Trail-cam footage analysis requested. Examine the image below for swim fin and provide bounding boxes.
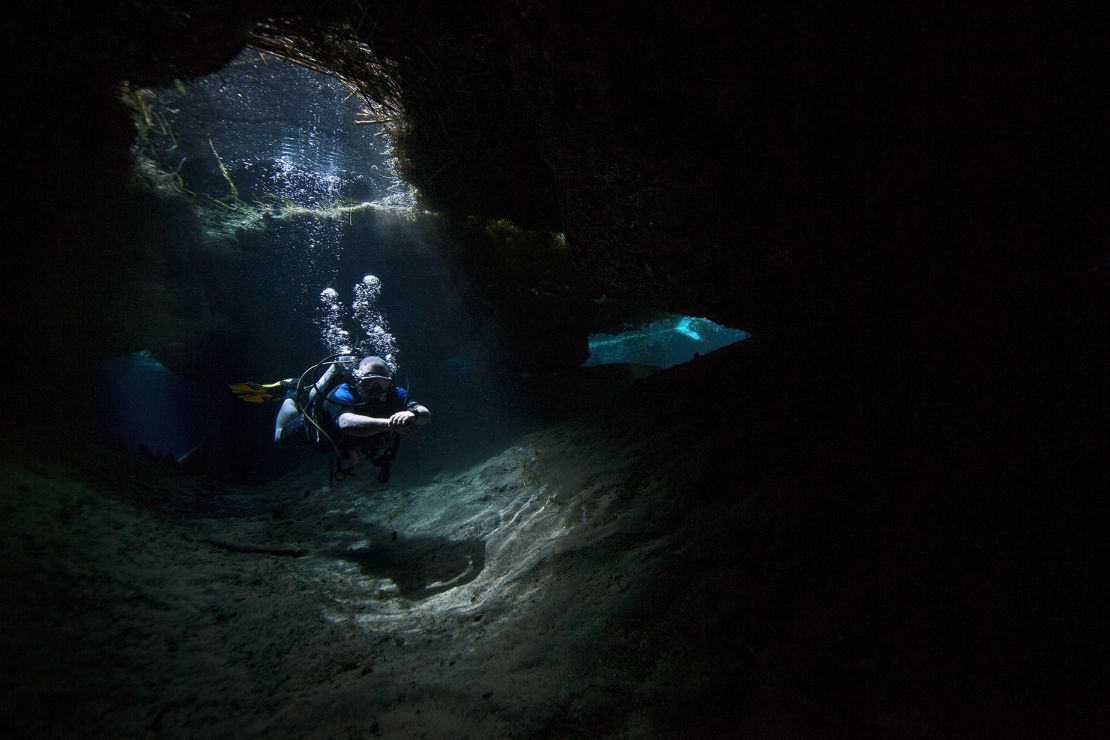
[228,379,296,404]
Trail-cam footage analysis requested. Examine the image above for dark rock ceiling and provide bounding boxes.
[3,1,1106,417]
[7,1,1106,354]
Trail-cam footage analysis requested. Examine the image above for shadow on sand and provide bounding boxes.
[329,524,486,601]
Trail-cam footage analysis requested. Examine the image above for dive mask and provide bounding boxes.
[356,375,393,395]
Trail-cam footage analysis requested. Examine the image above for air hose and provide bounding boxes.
[293,350,362,463]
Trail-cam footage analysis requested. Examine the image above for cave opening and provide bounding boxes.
[100,47,665,482]
[124,47,416,271]
[583,315,750,369]
[103,49,503,481]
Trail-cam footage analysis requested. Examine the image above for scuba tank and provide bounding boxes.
[293,346,365,478]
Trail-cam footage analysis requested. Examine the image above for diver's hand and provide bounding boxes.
[388,411,417,429]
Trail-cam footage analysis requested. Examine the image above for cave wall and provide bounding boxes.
[11,2,1107,361]
[5,3,270,410]
[319,1,1108,340]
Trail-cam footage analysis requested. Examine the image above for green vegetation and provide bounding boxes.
[193,194,411,241]
[121,82,415,243]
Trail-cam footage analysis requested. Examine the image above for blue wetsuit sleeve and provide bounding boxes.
[321,384,358,426]
[396,387,421,413]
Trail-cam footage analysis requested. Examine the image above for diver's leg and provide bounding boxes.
[274,398,300,443]
[275,362,340,444]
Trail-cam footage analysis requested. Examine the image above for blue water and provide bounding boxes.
[583,315,749,368]
[94,351,219,460]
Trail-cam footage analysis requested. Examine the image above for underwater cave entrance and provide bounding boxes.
[583,315,749,369]
[106,43,743,480]
[94,351,218,465]
[124,46,415,263]
[106,48,496,480]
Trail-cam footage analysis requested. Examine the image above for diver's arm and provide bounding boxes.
[335,411,393,437]
[388,404,429,429]
[338,400,429,436]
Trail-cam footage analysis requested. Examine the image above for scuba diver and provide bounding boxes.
[236,350,430,485]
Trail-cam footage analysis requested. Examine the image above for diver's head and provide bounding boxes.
[352,356,393,398]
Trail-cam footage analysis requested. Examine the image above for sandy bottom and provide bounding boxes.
[1,418,698,738]
[4,346,1102,737]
